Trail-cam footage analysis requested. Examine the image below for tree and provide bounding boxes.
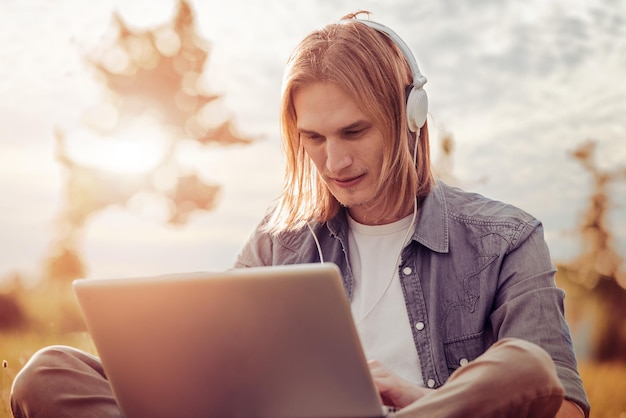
[557,140,626,362]
[44,0,253,282]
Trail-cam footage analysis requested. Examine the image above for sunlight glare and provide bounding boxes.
[67,117,170,175]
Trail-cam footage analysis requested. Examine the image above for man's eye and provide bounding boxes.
[302,133,323,142]
[344,129,365,138]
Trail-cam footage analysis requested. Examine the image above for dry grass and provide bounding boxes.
[579,362,626,418]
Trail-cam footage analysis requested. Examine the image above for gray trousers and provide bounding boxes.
[10,338,565,418]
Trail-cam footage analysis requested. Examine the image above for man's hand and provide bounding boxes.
[367,359,435,408]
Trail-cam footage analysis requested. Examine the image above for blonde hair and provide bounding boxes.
[266,13,434,233]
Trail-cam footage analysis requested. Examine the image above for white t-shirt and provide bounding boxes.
[348,213,424,386]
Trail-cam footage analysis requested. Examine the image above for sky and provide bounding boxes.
[0,0,625,286]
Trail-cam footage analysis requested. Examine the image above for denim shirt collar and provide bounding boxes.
[413,180,449,254]
[326,179,450,254]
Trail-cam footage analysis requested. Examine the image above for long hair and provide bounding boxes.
[265,13,434,233]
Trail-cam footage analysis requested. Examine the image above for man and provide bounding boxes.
[11,12,589,418]
[234,12,589,417]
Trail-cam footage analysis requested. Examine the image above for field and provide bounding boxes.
[1,283,625,418]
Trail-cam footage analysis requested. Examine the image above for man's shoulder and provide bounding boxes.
[426,182,545,254]
[437,181,537,227]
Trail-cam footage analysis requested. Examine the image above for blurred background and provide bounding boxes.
[1,0,625,416]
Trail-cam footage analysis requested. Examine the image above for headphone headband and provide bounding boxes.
[341,18,429,131]
[353,20,427,90]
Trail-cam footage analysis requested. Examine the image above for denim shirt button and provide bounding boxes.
[402,266,412,275]
[427,379,436,388]
[460,358,469,366]
[415,321,425,331]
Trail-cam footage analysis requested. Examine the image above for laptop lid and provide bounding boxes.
[73,263,387,418]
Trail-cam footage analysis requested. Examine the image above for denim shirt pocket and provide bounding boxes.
[443,332,485,374]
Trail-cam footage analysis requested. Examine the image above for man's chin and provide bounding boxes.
[331,191,370,209]
[333,196,357,209]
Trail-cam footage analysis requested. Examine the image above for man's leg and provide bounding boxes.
[10,345,121,418]
[394,338,565,418]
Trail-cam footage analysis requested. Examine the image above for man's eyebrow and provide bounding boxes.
[340,120,371,132]
[297,120,372,136]
[297,127,319,135]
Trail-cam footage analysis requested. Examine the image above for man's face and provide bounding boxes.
[294,82,388,225]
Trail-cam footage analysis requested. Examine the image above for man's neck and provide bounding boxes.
[348,197,416,226]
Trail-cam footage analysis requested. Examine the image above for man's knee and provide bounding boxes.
[487,338,564,393]
[435,338,565,418]
[10,345,82,415]
[477,338,565,416]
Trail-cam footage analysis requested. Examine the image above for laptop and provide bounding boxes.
[73,263,390,418]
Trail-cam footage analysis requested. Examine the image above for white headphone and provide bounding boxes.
[351,19,429,133]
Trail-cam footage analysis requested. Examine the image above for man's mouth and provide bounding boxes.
[331,173,365,188]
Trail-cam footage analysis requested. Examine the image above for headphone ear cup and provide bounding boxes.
[406,86,428,132]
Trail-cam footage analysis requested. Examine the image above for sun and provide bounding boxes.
[97,138,167,175]
[68,118,170,175]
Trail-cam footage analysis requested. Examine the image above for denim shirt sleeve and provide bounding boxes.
[234,215,275,268]
[408,182,589,416]
[487,223,589,414]
[234,213,331,268]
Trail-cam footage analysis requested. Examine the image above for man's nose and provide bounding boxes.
[325,138,352,174]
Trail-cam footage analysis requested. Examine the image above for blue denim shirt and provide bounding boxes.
[235,180,590,415]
